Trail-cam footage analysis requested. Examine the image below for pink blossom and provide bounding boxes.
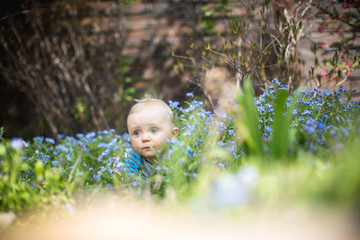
[347,61,353,67]
[345,69,352,76]
[318,26,324,32]
[321,72,328,78]
[336,29,343,36]
[319,43,325,48]
[330,73,338,80]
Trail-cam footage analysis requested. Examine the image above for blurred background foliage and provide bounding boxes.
[0,0,136,138]
[0,0,359,139]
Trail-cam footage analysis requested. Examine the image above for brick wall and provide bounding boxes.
[1,0,358,138]
[89,0,359,97]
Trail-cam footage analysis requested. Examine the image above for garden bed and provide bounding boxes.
[1,80,359,239]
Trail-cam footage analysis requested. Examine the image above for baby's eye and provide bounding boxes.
[151,128,158,133]
[134,131,141,136]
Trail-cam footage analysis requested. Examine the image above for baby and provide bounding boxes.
[124,95,179,178]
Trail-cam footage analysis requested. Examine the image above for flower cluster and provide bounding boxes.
[256,79,359,154]
[1,82,359,212]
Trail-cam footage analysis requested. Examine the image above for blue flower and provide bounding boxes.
[10,138,24,149]
[185,92,194,98]
[301,90,308,95]
[324,90,332,97]
[93,174,101,180]
[303,119,315,134]
[182,131,191,136]
[168,100,180,109]
[218,162,226,169]
[271,79,280,85]
[265,103,274,113]
[317,121,326,130]
[76,133,84,139]
[86,132,96,139]
[192,100,204,108]
[280,84,288,90]
[329,129,337,136]
[264,126,273,133]
[57,134,65,139]
[227,141,237,153]
[97,143,109,148]
[45,138,55,145]
[257,106,265,113]
[34,136,44,142]
[65,136,76,142]
[302,110,312,115]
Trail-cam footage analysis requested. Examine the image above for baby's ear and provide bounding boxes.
[172,127,179,139]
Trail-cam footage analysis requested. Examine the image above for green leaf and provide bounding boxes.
[235,78,264,159]
[204,42,211,50]
[121,66,129,74]
[221,0,228,5]
[270,89,300,161]
[338,62,346,69]
[223,41,228,51]
[323,59,333,66]
[200,21,207,29]
[204,10,213,17]
[35,160,44,181]
[214,6,224,13]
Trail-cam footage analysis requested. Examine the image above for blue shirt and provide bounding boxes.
[124,152,153,178]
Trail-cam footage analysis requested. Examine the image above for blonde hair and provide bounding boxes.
[128,93,175,124]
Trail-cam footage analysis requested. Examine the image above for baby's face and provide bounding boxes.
[127,105,178,164]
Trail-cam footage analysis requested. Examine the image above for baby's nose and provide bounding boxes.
[142,133,150,141]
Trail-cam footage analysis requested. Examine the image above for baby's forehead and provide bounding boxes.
[130,101,173,116]
[129,102,169,115]
[130,102,168,114]
[127,109,173,130]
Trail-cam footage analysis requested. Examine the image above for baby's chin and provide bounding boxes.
[142,149,156,156]
[142,152,156,162]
